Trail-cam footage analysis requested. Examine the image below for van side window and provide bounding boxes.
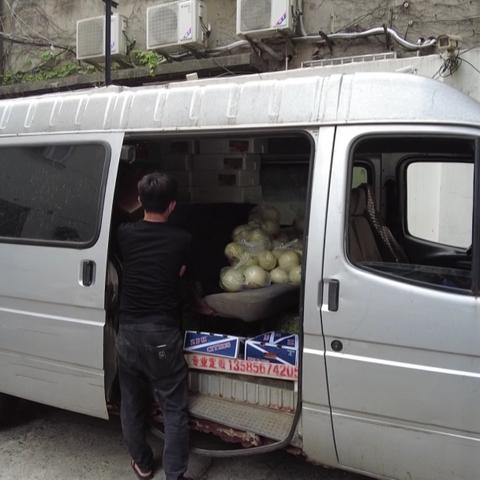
[0,144,107,246]
[347,136,474,293]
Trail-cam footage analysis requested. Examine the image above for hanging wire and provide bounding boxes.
[459,56,480,76]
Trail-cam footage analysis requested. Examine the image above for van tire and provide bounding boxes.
[0,393,17,426]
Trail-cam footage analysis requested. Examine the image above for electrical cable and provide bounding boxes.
[0,31,74,53]
[210,56,237,76]
[459,56,480,76]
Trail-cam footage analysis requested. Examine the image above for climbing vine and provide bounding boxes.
[0,47,166,86]
[130,49,165,74]
[0,49,98,85]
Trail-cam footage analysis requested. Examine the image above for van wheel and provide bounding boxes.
[0,393,17,426]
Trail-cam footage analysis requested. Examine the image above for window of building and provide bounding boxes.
[0,143,108,246]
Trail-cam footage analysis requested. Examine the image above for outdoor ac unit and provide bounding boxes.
[147,0,207,52]
[76,14,128,61]
[237,0,296,37]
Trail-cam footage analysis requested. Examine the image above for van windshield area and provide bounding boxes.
[108,133,312,450]
[348,136,474,293]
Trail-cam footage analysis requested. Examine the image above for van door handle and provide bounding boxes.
[81,260,96,287]
[327,280,340,312]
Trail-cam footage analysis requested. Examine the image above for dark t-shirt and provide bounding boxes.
[117,220,191,323]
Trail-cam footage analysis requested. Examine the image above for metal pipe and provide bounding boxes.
[207,39,249,54]
[254,39,284,61]
[105,0,112,86]
[293,26,436,51]
[298,12,308,37]
[164,26,436,63]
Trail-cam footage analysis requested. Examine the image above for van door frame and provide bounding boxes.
[124,126,325,456]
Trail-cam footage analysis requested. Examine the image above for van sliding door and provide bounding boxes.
[0,132,123,419]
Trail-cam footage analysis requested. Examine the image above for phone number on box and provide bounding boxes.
[186,354,298,380]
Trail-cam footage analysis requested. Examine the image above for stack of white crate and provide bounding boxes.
[189,138,265,203]
[156,140,196,202]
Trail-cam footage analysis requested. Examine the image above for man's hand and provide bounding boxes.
[179,265,187,277]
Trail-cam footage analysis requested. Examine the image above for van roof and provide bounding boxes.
[0,70,479,135]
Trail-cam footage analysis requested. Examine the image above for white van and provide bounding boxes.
[0,70,479,480]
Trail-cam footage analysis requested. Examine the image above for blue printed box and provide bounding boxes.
[250,331,298,349]
[184,331,244,359]
[245,340,298,366]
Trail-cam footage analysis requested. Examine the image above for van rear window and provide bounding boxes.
[0,143,107,247]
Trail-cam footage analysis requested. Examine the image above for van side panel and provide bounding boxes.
[302,127,338,466]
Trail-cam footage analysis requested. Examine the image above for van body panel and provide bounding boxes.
[0,342,105,417]
[301,405,338,467]
[302,127,338,465]
[333,415,480,480]
[0,73,479,138]
[0,132,124,419]
[321,124,480,479]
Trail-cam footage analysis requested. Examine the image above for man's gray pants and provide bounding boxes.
[117,322,189,480]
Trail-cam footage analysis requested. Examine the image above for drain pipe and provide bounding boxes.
[166,26,436,63]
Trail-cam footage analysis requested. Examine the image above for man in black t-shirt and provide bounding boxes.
[117,172,192,480]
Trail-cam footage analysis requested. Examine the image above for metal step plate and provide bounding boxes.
[189,371,297,411]
[189,394,294,441]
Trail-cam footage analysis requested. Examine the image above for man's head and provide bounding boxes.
[137,171,178,216]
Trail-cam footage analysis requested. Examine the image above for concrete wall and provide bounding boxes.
[2,0,479,76]
[407,162,473,248]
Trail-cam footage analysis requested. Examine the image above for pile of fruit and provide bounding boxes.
[220,205,304,292]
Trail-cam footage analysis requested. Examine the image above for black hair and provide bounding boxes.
[137,171,178,213]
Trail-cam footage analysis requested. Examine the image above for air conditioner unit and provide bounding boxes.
[237,0,296,37]
[76,14,128,61]
[147,0,207,52]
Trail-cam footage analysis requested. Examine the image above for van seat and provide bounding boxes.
[349,186,383,263]
[349,184,408,264]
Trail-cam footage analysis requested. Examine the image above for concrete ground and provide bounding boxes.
[0,401,368,480]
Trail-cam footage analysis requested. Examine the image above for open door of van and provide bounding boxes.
[0,132,124,419]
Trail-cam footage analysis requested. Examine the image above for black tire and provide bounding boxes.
[0,393,17,426]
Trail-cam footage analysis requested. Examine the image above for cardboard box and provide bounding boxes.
[192,154,260,171]
[245,331,299,366]
[245,340,298,366]
[198,138,267,154]
[191,169,259,187]
[190,185,262,204]
[250,331,298,349]
[184,331,244,358]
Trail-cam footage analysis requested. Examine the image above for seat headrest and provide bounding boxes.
[350,186,367,216]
